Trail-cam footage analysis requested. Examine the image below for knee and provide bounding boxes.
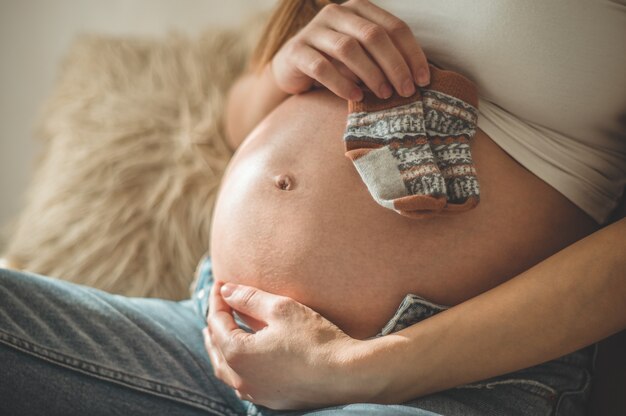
[0,266,19,281]
[0,266,27,282]
[0,267,25,300]
[0,267,50,301]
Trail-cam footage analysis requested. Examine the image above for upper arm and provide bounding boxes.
[224,75,252,152]
[223,66,291,152]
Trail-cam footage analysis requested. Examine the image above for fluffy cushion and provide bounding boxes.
[3,23,260,299]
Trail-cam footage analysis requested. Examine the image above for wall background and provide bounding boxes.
[0,0,274,250]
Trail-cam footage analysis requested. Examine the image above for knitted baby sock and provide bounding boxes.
[423,66,480,212]
[343,89,447,218]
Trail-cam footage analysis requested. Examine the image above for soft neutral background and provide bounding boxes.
[0,0,274,250]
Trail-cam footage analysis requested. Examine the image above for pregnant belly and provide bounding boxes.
[210,89,597,339]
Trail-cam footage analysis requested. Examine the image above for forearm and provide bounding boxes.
[224,64,289,151]
[362,217,626,402]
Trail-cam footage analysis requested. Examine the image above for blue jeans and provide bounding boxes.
[0,261,594,415]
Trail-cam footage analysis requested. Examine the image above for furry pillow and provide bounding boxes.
[3,24,260,299]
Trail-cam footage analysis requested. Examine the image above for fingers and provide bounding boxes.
[308,29,392,99]
[343,0,430,87]
[272,0,428,99]
[208,297,248,343]
[209,280,231,317]
[210,280,267,332]
[219,283,297,323]
[207,281,252,357]
[206,302,253,381]
[293,43,363,101]
[332,59,360,84]
[321,4,415,97]
[205,284,251,392]
[205,326,261,404]
[203,327,241,388]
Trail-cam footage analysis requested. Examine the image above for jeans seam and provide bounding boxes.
[553,366,592,416]
[551,344,597,416]
[0,329,239,416]
[456,377,560,404]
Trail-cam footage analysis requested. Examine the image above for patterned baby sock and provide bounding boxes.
[343,89,447,218]
[423,66,480,212]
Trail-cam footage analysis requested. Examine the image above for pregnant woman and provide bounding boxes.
[1,0,625,415]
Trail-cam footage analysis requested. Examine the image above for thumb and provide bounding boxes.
[221,283,288,323]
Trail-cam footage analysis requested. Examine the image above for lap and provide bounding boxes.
[0,267,243,415]
[0,267,595,416]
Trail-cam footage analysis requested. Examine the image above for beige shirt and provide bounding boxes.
[376,0,626,223]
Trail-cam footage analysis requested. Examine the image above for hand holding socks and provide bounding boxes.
[343,65,479,217]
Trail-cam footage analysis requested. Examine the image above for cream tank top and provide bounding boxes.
[375,0,626,224]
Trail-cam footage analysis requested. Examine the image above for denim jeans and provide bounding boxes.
[0,261,595,416]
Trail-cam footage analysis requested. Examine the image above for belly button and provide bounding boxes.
[274,174,295,191]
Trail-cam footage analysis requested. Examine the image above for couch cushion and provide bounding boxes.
[3,24,258,299]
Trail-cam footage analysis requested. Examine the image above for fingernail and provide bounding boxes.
[350,88,363,101]
[379,82,393,99]
[221,283,236,298]
[417,68,430,87]
[402,79,415,97]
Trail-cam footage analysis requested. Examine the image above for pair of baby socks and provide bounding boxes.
[343,65,479,218]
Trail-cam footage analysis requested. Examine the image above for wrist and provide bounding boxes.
[336,334,415,404]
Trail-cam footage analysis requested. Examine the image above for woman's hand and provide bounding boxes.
[272,0,430,101]
[204,281,376,410]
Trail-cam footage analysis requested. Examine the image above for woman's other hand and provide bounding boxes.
[204,281,377,410]
[271,0,430,101]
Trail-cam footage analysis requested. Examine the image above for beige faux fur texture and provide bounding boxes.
[3,20,262,299]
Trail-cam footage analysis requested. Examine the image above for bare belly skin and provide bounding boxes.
[210,89,598,339]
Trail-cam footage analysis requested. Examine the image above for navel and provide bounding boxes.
[274,174,295,191]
